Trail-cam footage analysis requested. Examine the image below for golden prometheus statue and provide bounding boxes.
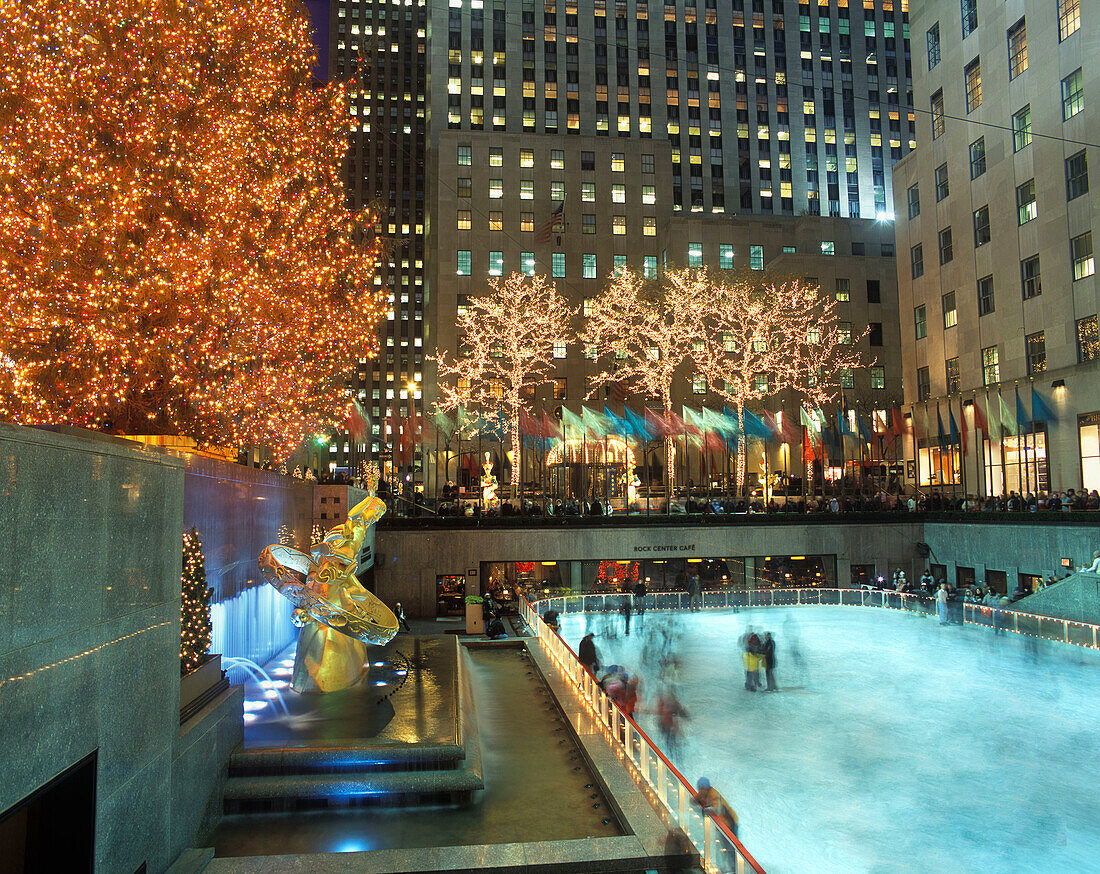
[258,474,396,693]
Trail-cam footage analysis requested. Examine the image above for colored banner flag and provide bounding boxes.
[936,408,947,450]
[984,394,1000,441]
[581,405,607,438]
[971,398,988,437]
[955,403,968,456]
[645,407,674,437]
[802,426,816,462]
[837,409,855,437]
[949,406,961,453]
[603,406,628,438]
[1015,388,1029,433]
[625,407,653,441]
[561,407,585,440]
[855,409,873,442]
[540,410,561,440]
[742,408,771,439]
[519,408,540,437]
[999,393,1019,436]
[800,406,820,436]
[1031,386,1057,424]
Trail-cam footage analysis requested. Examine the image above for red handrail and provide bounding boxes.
[522,595,766,874]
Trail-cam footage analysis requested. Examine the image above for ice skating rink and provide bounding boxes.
[559,606,1100,873]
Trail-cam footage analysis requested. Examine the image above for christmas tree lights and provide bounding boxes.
[431,272,574,491]
[0,0,384,456]
[180,527,212,675]
[584,268,705,488]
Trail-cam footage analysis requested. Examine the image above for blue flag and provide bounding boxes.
[1016,387,1029,431]
[936,409,947,450]
[948,407,960,446]
[1031,386,1057,423]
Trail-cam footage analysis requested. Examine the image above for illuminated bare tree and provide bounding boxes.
[431,272,574,492]
[692,273,867,491]
[584,267,705,489]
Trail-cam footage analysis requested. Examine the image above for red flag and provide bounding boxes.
[890,406,905,440]
[802,426,816,463]
[540,410,561,440]
[645,407,674,437]
[611,380,628,403]
[519,408,539,437]
[971,398,988,436]
[959,401,969,456]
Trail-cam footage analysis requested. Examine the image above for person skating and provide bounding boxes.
[621,588,633,636]
[741,626,762,691]
[761,631,778,691]
[578,632,600,676]
[688,573,702,611]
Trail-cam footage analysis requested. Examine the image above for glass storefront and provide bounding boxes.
[1080,412,1100,492]
[480,554,836,598]
[982,426,1048,496]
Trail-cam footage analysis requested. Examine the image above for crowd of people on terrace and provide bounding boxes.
[429,486,1100,518]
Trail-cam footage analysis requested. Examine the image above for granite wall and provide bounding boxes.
[181,454,312,675]
[0,425,184,872]
[922,519,1100,589]
[0,426,255,872]
[1014,572,1100,624]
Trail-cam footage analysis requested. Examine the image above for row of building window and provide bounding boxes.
[454,178,655,202]
[457,144,648,173]
[929,67,1083,146]
[912,232,1093,316]
[457,210,657,235]
[915,316,1098,402]
[908,145,1089,218]
[928,0,1079,74]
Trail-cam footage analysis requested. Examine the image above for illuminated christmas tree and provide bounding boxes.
[0,0,383,456]
[432,272,574,492]
[180,528,212,675]
[585,268,705,488]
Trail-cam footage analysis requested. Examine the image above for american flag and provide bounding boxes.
[536,200,565,243]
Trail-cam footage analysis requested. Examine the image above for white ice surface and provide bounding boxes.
[558,606,1100,874]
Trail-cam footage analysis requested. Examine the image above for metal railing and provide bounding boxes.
[526,587,1100,651]
[963,602,1100,648]
[520,595,766,874]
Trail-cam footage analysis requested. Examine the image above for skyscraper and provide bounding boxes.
[332,0,916,493]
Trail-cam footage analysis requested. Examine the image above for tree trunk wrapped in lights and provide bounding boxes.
[431,272,574,494]
[0,0,383,457]
[584,268,705,492]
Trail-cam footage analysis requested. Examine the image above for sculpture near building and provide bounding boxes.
[258,473,396,693]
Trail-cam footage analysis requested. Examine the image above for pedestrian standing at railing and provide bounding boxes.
[692,777,739,838]
[578,632,600,675]
[936,584,949,625]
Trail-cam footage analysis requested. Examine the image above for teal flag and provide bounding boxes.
[1031,386,1057,423]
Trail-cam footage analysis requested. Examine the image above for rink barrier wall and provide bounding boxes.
[530,588,1100,651]
[520,595,766,874]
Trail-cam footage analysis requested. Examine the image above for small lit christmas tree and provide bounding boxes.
[180,528,212,675]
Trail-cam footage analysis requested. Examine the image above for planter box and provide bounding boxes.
[465,603,485,634]
[180,654,228,724]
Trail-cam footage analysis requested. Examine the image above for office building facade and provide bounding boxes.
[331,0,915,493]
[892,0,1099,496]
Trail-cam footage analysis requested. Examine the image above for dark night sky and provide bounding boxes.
[304,0,330,81]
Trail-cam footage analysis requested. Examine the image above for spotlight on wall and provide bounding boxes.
[1051,379,1066,389]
